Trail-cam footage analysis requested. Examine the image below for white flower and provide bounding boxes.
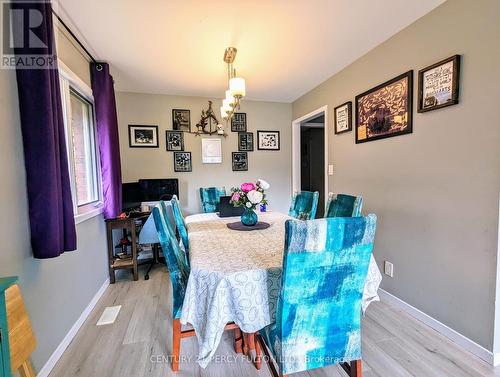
[247,190,264,204]
[257,179,270,190]
[246,201,252,208]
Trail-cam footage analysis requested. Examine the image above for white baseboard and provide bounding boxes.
[378,288,497,366]
[37,278,110,377]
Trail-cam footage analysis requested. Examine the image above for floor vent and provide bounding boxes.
[96,305,121,326]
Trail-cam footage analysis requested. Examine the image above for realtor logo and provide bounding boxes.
[1,0,56,69]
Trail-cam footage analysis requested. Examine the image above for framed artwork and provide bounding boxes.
[232,152,248,171]
[172,109,191,132]
[128,125,159,148]
[257,130,280,150]
[355,70,413,144]
[418,55,461,113]
[165,130,184,151]
[173,152,192,172]
[201,138,222,164]
[231,112,247,132]
[334,101,352,134]
[238,132,254,151]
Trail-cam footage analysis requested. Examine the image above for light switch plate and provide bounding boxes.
[384,261,394,277]
[328,164,334,175]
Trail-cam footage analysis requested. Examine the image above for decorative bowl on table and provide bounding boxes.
[229,179,270,227]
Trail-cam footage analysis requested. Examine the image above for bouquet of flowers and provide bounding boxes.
[230,179,270,210]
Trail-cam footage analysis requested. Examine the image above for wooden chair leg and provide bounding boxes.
[172,319,181,372]
[18,361,36,377]
[234,327,243,353]
[341,359,362,377]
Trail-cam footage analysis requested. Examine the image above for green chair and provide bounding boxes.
[199,186,226,213]
[288,190,319,220]
[324,193,363,218]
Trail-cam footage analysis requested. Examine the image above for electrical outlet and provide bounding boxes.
[384,261,394,277]
[328,164,334,175]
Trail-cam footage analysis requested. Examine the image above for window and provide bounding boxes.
[59,61,102,222]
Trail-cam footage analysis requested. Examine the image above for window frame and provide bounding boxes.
[58,60,103,224]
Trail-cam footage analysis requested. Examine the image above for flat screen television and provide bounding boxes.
[122,179,179,210]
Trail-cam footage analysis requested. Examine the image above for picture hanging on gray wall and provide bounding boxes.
[238,132,254,151]
[128,125,159,148]
[172,109,191,132]
[257,130,280,150]
[232,152,248,171]
[231,112,247,132]
[173,152,192,172]
[166,130,184,151]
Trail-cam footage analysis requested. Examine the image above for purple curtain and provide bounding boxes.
[90,63,122,219]
[14,1,77,258]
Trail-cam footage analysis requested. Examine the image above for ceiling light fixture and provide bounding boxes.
[220,47,245,121]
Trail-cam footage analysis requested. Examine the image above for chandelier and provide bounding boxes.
[220,47,246,121]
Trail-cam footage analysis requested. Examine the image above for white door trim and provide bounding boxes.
[291,105,329,202]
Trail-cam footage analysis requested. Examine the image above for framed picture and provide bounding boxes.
[232,152,248,171]
[173,152,192,172]
[172,109,191,132]
[355,71,413,144]
[418,55,461,113]
[334,101,352,134]
[165,130,184,151]
[201,138,222,164]
[257,130,280,150]
[128,125,159,148]
[231,112,247,132]
[238,132,254,151]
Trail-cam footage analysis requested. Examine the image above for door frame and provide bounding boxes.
[291,105,329,201]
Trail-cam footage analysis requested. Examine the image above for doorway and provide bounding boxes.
[292,106,328,218]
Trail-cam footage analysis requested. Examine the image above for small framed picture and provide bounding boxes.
[201,138,222,164]
[257,130,280,150]
[238,132,254,151]
[172,109,191,132]
[232,152,248,171]
[334,101,352,134]
[231,112,247,132]
[418,55,461,113]
[173,152,192,172]
[166,130,184,151]
[128,125,159,148]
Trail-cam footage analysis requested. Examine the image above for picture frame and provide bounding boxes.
[238,132,254,152]
[172,109,191,132]
[201,138,222,164]
[334,101,352,134]
[128,125,159,148]
[257,130,280,151]
[232,152,248,171]
[173,152,192,172]
[165,130,184,151]
[231,112,247,132]
[355,70,413,144]
[418,55,461,113]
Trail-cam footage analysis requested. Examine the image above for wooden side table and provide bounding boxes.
[105,218,138,283]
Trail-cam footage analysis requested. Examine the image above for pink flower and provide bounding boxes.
[231,192,240,202]
[240,182,256,193]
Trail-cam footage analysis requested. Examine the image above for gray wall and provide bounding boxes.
[293,0,500,350]
[115,92,292,214]
[0,25,109,371]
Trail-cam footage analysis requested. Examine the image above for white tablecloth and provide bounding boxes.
[180,212,382,367]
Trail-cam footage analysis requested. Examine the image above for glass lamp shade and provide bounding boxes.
[225,90,236,106]
[220,106,229,119]
[229,77,246,97]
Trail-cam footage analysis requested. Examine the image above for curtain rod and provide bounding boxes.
[51,9,102,69]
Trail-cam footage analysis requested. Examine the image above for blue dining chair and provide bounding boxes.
[324,193,363,218]
[169,196,189,254]
[288,191,319,220]
[258,215,377,377]
[153,206,242,371]
[199,186,226,213]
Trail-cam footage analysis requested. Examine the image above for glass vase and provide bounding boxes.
[241,207,258,226]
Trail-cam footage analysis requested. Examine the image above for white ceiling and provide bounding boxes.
[56,0,444,103]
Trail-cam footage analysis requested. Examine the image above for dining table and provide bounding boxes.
[180,211,382,368]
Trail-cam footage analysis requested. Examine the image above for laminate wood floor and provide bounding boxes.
[49,266,500,377]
